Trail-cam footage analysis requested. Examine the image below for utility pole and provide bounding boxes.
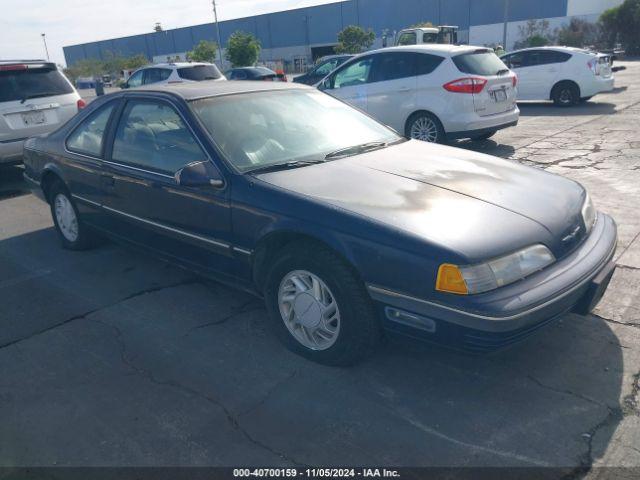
[212,0,224,70]
[41,33,50,61]
[502,0,509,49]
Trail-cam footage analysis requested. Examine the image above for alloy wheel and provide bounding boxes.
[410,116,439,142]
[54,193,79,242]
[278,270,341,351]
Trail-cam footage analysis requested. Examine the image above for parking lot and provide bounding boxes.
[1,60,639,474]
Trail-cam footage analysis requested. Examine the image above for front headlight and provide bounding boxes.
[436,244,555,295]
[581,193,597,234]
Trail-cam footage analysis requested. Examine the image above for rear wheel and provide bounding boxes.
[406,112,445,143]
[552,82,580,107]
[49,181,95,250]
[264,244,380,366]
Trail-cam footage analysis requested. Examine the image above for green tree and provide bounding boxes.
[556,18,599,48]
[225,31,261,67]
[513,19,554,49]
[410,21,435,28]
[335,25,375,54]
[187,40,218,63]
[599,0,640,53]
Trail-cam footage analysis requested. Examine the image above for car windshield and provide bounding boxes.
[453,50,509,76]
[0,65,73,103]
[190,89,400,173]
[177,64,223,81]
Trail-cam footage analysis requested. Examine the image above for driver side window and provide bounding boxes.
[331,57,374,89]
[127,70,144,88]
[112,100,206,174]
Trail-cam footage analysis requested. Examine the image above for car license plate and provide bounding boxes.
[493,89,507,102]
[21,111,46,126]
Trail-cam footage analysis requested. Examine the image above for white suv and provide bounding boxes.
[319,45,519,143]
[500,46,614,106]
[1,60,84,165]
[123,62,225,89]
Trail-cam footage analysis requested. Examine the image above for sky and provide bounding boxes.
[0,0,342,66]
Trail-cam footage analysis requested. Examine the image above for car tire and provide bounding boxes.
[263,243,381,366]
[552,82,580,107]
[49,181,95,250]
[406,112,445,143]
[471,130,497,141]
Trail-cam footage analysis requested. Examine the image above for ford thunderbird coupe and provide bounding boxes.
[23,81,617,365]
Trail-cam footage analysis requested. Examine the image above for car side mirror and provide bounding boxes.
[175,160,224,188]
[120,82,129,89]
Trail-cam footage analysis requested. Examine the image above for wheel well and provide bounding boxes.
[40,170,64,203]
[404,110,444,137]
[252,232,355,292]
[550,80,580,100]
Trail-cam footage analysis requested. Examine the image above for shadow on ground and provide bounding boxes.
[0,225,625,469]
[518,101,617,117]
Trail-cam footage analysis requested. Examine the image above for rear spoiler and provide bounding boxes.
[0,62,57,71]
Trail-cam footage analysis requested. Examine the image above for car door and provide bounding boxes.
[321,55,374,112]
[63,99,120,225]
[366,52,417,133]
[100,96,235,277]
[503,51,538,100]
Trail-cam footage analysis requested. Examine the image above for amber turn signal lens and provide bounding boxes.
[436,264,469,295]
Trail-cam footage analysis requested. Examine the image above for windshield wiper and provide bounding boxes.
[248,159,325,174]
[496,68,510,76]
[20,92,60,104]
[324,141,389,160]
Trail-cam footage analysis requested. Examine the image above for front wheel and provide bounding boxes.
[49,181,95,250]
[264,244,380,366]
[406,112,445,143]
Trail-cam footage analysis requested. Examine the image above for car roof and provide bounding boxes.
[367,44,488,56]
[506,46,590,55]
[133,79,310,100]
[141,62,213,69]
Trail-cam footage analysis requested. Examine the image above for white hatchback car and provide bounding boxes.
[123,62,225,89]
[318,45,519,143]
[500,46,614,106]
[1,60,84,165]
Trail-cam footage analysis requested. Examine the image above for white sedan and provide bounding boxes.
[500,46,614,106]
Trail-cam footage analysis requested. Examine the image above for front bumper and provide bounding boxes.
[368,213,617,351]
[0,138,26,165]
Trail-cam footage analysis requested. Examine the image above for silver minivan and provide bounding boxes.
[0,60,84,164]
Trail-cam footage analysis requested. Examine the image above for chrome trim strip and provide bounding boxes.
[367,235,617,323]
[232,246,252,256]
[100,158,175,179]
[101,205,230,249]
[71,194,101,208]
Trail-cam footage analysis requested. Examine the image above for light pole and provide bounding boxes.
[41,33,50,61]
[212,0,224,69]
[502,0,509,50]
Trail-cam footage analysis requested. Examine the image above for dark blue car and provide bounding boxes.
[22,81,617,365]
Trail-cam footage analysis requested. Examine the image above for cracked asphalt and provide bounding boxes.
[1,61,639,476]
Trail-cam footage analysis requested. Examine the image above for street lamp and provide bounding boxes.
[212,0,224,70]
[502,0,509,50]
[41,33,50,61]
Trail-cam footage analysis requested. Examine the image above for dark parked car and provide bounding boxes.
[293,54,353,85]
[225,67,285,82]
[23,82,617,366]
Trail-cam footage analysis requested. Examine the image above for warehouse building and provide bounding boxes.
[63,0,623,71]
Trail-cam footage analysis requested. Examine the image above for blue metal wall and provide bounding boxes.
[63,0,569,65]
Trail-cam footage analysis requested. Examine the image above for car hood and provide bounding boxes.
[256,140,586,263]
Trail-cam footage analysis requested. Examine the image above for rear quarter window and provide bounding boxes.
[0,66,74,103]
[415,53,445,75]
[453,50,508,76]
